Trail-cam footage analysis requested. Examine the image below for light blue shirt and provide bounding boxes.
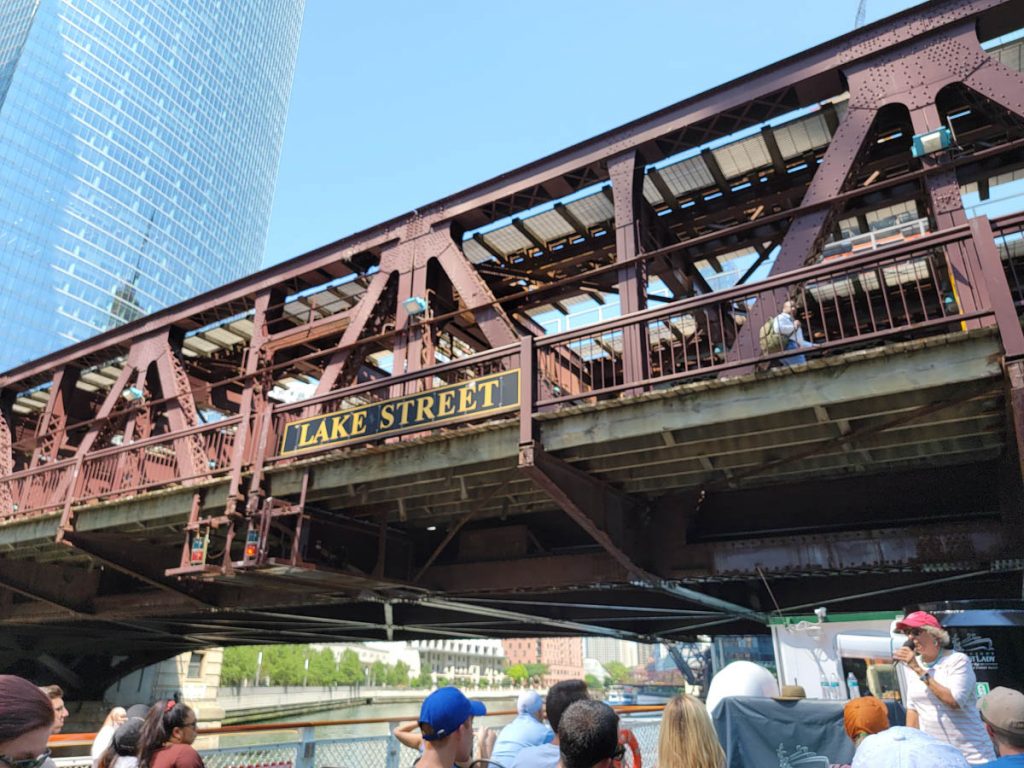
[490,715,554,768]
[511,742,560,768]
[983,757,1024,766]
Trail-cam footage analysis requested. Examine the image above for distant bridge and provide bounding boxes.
[2,0,1024,698]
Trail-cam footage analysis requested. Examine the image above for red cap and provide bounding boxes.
[895,611,942,633]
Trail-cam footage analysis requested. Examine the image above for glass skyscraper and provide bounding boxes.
[0,0,304,370]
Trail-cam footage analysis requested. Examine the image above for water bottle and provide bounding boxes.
[829,673,841,700]
[847,672,861,699]
[820,674,832,699]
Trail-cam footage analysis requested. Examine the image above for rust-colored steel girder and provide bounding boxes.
[0,0,1023,655]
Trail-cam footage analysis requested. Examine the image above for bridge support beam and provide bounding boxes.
[518,442,766,621]
[0,559,98,615]
[609,151,651,393]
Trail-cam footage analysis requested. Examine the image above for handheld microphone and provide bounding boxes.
[897,637,915,664]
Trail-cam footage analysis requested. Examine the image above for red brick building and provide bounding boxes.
[502,637,585,686]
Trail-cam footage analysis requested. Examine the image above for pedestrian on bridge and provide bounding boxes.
[0,675,55,768]
[137,701,203,768]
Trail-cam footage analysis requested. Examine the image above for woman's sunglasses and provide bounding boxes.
[0,750,52,768]
[610,743,626,762]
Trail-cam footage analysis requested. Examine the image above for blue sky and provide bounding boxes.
[262,0,926,267]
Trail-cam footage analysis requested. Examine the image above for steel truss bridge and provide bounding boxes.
[3,0,1024,698]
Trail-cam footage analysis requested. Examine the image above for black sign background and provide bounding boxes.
[279,369,520,456]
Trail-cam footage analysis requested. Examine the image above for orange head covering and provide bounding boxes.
[844,696,889,740]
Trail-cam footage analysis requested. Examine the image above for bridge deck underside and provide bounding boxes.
[0,332,1019,666]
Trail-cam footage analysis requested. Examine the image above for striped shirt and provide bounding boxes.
[906,650,996,764]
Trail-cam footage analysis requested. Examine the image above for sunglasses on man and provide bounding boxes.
[0,750,52,768]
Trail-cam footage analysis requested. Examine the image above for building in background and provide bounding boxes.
[311,641,422,680]
[503,637,585,686]
[410,639,506,685]
[583,638,642,669]
[105,648,224,742]
[0,0,304,370]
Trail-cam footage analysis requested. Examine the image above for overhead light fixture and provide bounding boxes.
[121,385,144,401]
[403,296,428,316]
[426,525,437,532]
[911,127,952,158]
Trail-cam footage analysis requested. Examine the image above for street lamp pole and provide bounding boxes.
[255,651,263,687]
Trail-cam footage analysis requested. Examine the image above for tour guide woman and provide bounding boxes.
[893,610,995,764]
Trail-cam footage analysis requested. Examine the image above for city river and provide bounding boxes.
[218,697,519,746]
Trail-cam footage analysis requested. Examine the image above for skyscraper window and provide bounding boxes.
[0,0,304,370]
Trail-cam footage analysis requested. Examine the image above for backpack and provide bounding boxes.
[759,317,786,354]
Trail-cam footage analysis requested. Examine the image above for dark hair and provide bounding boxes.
[558,699,619,768]
[39,684,64,701]
[138,702,194,768]
[546,679,589,733]
[0,675,55,740]
[99,717,145,768]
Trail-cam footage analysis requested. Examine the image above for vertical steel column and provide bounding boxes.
[226,289,279,518]
[609,151,650,393]
[971,217,1024,360]
[28,366,80,468]
[0,390,14,515]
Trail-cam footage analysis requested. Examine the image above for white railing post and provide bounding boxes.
[385,721,401,768]
[296,726,316,768]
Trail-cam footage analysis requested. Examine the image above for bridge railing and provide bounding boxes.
[526,224,993,408]
[1,219,1018,514]
[1,417,240,519]
[993,211,1024,312]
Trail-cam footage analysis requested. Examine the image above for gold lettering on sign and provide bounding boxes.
[278,370,519,456]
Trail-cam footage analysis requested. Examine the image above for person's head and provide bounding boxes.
[418,687,486,763]
[39,685,67,735]
[546,679,589,736]
[0,675,56,768]
[138,701,198,768]
[844,696,890,747]
[657,694,724,768]
[111,718,144,757]
[979,687,1024,756]
[896,611,949,659]
[517,690,544,722]
[98,717,145,768]
[105,707,127,728]
[558,699,620,768]
[852,726,968,767]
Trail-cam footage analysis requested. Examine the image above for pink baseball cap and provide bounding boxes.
[895,611,942,633]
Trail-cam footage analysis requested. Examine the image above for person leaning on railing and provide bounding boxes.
[0,675,57,768]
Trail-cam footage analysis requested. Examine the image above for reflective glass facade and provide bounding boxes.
[0,0,304,370]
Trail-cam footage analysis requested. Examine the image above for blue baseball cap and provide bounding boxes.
[418,686,487,741]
